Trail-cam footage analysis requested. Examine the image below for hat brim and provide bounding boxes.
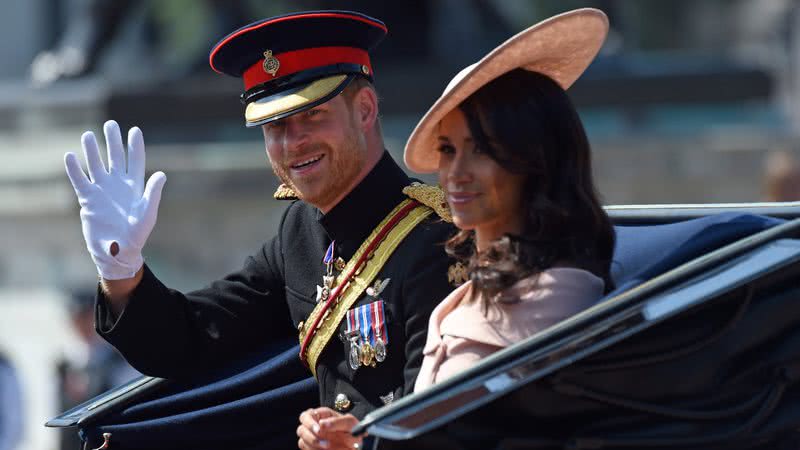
[245,74,352,127]
[404,8,609,173]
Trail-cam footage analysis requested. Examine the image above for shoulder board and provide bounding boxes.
[273,184,298,200]
[402,182,452,222]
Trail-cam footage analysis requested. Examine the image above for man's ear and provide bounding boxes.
[353,85,378,132]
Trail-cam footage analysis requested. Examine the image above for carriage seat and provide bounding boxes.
[609,212,782,295]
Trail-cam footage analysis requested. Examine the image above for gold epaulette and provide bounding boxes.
[402,182,452,222]
[273,184,298,200]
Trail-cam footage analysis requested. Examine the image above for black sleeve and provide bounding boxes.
[94,210,294,379]
[396,221,454,398]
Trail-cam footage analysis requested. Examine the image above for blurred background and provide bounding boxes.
[2,0,800,448]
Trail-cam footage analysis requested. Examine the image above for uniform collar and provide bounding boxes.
[318,151,410,260]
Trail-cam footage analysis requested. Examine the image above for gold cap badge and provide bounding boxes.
[262,50,280,76]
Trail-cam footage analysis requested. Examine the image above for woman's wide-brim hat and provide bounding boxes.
[404,8,608,173]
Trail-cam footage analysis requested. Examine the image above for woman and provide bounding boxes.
[405,8,616,391]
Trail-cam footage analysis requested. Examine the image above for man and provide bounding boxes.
[63,11,456,450]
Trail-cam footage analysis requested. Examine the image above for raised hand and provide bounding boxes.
[64,120,166,280]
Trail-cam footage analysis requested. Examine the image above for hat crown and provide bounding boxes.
[209,10,386,77]
[404,8,609,173]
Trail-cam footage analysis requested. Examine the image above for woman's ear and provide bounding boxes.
[353,85,379,132]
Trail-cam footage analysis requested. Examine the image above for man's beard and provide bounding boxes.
[272,132,366,209]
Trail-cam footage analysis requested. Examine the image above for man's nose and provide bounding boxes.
[283,118,310,152]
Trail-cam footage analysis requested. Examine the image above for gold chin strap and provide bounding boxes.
[299,198,433,377]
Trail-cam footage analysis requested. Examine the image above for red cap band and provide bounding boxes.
[242,46,372,91]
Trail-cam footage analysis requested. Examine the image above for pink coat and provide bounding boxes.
[414,268,604,392]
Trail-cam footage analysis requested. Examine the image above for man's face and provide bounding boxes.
[262,91,367,210]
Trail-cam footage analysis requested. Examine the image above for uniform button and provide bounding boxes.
[334,393,351,412]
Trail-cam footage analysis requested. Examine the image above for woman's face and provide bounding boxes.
[437,108,526,240]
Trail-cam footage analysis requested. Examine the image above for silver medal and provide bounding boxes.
[348,337,361,370]
[374,336,386,362]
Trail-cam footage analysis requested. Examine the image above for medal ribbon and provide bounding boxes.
[360,303,373,345]
[345,308,356,337]
[323,241,335,266]
[372,301,388,345]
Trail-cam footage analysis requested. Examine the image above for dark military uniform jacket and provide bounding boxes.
[96,152,455,419]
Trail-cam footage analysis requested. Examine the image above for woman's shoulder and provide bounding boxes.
[538,267,605,286]
[503,267,605,303]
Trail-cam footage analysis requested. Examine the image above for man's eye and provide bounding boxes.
[306,109,322,117]
[266,120,285,130]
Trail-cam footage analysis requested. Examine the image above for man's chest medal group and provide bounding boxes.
[318,241,390,371]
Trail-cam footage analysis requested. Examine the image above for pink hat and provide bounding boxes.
[404,8,608,173]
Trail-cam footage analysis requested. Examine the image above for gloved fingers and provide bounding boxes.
[104,120,126,175]
[81,131,108,183]
[127,126,146,192]
[141,171,167,224]
[64,152,92,194]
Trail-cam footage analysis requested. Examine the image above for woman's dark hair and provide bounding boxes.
[444,69,616,305]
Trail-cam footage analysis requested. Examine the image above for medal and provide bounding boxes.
[316,242,336,303]
[360,341,375,367]
[334,257,346,272]
[345,298,390,369]
[345,306,361,371]
[374,336,386,362]
[357,300,378,367]
[348,334,361,370]
[370,301,388,362]
[315,285,328,304]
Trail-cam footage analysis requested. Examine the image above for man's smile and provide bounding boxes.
[290,154,325,174]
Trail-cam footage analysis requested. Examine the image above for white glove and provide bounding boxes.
[64,120,167,280]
